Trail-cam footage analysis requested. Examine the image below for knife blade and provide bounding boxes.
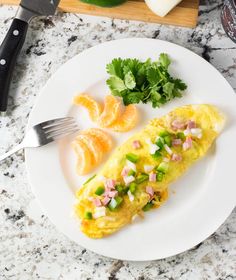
[20,0,60,16]
[0,0,61,115]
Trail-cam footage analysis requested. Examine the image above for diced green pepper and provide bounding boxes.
[177,132,186,141]
[126,153,139,163]
[81,0,126,8]
[128,170,136,176]
[115,184,124,194]
[151,150,162,160]
[95,186,105,196]
[157,172,164,182]
[129,182,137,194]
[164,135,172,147]
[83,174,96,185]
[136,173,149,184]
[84,211,93,220]
[156,137,165,149]
[157,162,169,173]
[159,131,170,137]
[142,202,153,212]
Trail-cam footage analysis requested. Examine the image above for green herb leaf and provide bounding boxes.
[159,53,171,69]
[123,58,141,76]
[136,64,147,86]
[106,76,126,93]
[122,91,144,105]
[106,53,187,108]
[151,90,162,108]
[147,67,161,85]
[106,58,124,78]
[174,78,187,91]
[124,71,136,90]
[163,82,175,100]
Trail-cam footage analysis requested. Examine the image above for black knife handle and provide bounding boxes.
[0,18,28,113]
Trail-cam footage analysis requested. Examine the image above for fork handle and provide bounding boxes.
[0,143,25,162]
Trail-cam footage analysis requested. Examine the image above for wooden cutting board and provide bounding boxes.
[0,0,199,28]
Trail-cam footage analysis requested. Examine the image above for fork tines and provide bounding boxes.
[41,117,79,140]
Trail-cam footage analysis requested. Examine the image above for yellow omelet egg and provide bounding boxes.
[75,104,225,238]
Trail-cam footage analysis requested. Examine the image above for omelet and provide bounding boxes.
[75,104,225,238]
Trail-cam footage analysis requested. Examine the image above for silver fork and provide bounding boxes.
[0,117,79,162]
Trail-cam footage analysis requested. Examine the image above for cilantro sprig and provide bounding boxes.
[106,53,187,108]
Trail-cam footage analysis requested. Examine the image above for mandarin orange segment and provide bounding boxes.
[98,95,121,128]
[108,104,138,132]
[74,94,102,122]
[76,134,103,165]
[81,128,113,152]
[71,139,93,175]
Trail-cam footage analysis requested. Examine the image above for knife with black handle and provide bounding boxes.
[0,0,60,116]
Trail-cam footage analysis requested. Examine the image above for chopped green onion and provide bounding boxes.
[156,137,165,149]
[115,196,123,207]
[83,174,96,185]
[108,196,123,211]
[128,170,136,176]
[95,186,105,196]
[136,173,149,184]
[164,135,172,147]
[159,131,170,137]
[157,162,169,173]
[129,182,137,194]
[115,184,124,194]
[142,202,153,212]
[177,132,186,141]
[126,153,139,163]
[84,211,93,220]
[157,172,164,182]
[151,150,162,160]
[123,186,130,194]
[108,198,117,211]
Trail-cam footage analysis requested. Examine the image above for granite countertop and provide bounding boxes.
[0,0,236,279]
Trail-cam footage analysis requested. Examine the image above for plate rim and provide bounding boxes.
[25,38,236,261]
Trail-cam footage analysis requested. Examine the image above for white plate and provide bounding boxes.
[25,38,236,261]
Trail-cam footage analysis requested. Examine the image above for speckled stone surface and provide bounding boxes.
[0,0,236,279]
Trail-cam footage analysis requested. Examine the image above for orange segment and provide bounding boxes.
[74,94,102,122]
[109,105,138,132]
[81,128,113,153]
[76,134,103,165]
[71,139,93,175]
[98,95,121,128]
